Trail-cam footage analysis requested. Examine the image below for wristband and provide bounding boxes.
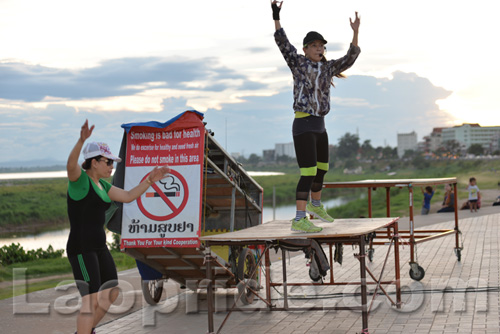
[272,2,280,21]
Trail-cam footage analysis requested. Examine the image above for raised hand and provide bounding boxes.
[80,119,95,142]
[271,0,283,21]
[350,11,360,32]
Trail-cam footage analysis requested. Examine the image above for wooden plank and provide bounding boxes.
[323,178,457,189]
[200,217,398,242]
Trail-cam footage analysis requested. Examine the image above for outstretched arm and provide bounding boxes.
[67,120,94,182]
[108,165,171,203]
[271,0,282,31]
[350,11,360,46]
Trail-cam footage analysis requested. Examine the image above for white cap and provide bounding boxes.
[83,142,122,162]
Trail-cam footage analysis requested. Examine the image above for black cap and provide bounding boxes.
[303,31,327,47]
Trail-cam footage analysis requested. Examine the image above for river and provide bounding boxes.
[0,170,285,180]
[0,197,351,253]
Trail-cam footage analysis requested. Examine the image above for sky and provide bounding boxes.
[1,0,499,164]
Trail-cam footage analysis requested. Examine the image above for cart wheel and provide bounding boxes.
[237,248,257,305]
[409,265,425,281]
[455,248,462,262]
[141,278,164,305]
[368,248,375,262]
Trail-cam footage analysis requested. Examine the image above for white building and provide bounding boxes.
[429,128,444,152]
[275,142,295,159]
[442,123,500,152]
[397,131,418,158]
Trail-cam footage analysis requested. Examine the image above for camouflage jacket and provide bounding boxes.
[274,28,361,117]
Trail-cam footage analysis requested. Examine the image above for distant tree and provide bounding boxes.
[402,149,417,159]
[382,146,397,159]
[337,133,360,159]
[247,153,261,165]
[467,144,484,156]
[360,140,376,160]
[433,146,447,158]
[412,155,430,169]
[444,140,462,157]
[276,155,294,163]
[344,158,359,169]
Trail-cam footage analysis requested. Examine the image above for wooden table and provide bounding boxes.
[201,217,402,334]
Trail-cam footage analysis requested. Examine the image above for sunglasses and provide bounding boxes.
[98,158,114,166]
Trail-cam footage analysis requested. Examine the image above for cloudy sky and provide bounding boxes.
[1,0,498,164]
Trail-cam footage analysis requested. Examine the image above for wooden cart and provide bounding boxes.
[109,111,264,304]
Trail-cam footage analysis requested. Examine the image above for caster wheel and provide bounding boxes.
[409,265,425,281]
[455,248,462,262]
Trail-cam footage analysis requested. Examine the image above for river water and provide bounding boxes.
[0,171,350,252]
[0,198,350,253]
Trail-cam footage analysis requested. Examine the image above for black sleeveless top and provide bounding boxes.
[66,175,111,256]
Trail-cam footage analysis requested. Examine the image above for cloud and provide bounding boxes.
[245,47,270,54]
[204,71,455,154]
[327,72,454,146]
[0,57,264,102]
[325,42,344,53]
[0,65,457,164]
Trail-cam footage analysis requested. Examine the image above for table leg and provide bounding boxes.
[282,248,288,310]
[359,235,369,332]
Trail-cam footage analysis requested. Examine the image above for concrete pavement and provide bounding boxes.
[2,206,500,333]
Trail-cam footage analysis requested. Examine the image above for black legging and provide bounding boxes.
[293,131,329,202]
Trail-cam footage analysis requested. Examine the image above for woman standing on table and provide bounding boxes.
[271,1,361,232]
[66,120,169,334]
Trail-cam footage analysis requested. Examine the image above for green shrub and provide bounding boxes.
[107,232,121,252]
[0,243,64,266]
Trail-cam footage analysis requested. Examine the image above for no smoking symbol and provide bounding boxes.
[137,169,189,221]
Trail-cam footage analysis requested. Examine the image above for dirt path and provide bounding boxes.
[0,273,73,290]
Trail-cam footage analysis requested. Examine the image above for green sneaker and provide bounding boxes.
[306,202,334,223]
[291,217,323,233]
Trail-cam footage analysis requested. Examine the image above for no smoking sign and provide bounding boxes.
[136,169,189,221]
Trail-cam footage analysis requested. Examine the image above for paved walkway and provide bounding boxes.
[3,207,500,333]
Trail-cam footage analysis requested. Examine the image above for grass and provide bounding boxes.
[0,250,137,300]
[0,178,69,233]
[0,278,72,300]
[253,159,500,218]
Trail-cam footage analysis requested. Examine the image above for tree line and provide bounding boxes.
[238,132,496,167]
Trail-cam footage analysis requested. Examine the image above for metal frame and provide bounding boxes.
[323,178,463,278]
[203,219,401,334]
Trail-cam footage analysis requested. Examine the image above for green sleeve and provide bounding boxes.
[100,179,113,193]
[68,170,90,201]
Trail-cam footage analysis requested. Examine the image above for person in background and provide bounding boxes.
[420,186,435,215]
[66,120,169,334]
[271,0,361,232]
[437,184,455,213]
[467,177,480,212]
